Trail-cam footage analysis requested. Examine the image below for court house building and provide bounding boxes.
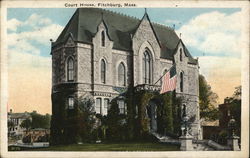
[51,8,202,140]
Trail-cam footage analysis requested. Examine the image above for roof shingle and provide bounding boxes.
[54,8,197,64]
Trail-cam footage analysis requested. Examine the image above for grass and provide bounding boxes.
[24,142,180,151]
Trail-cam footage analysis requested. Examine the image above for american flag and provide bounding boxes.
[160,65,177,94]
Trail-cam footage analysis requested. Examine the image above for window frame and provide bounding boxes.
[143,50,152,84]
[180,72,184,92]
[101,31,105,47]
[117,99,127,115]
[101,59,106,84]
[95,98,102,114]
[103,98,109,115]
[68,97,74,109]
[67,57,74,82]
[118,62,126,86]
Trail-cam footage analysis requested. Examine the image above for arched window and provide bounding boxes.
[118,63,126,86]
[101,31,105,47]
[180,48,183,61]
[143,50,152,84]
[67,57,74,81]
[101,59,106,84]
[180,72,184,92]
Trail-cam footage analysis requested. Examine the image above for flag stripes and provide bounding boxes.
[160,65,177,94]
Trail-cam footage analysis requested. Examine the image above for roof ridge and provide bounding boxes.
[152,21,174,31]
[101,8,139,21]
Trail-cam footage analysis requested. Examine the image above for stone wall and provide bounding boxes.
[132,17,161,86]
[51,14,201,140]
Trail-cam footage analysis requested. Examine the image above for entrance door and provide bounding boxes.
[148,101,157,132]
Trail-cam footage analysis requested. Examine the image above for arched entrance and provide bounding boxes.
[147,99,159,132]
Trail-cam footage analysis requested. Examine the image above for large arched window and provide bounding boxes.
[101,59,106,84]
[101,31,105,47]
[180,48,183,61]
[118,62,126,86]
[143,50,152,84]
[180,72,184,92]
[67,57,74,81]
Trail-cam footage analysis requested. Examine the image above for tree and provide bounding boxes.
[199,74,219,121]
[20,118,32,131]
[75,97,96,143]
[224,86,241,136]
[30,111,51,129]
[106,99,125,141]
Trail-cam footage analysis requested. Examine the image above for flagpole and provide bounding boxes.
[154,63,176,85]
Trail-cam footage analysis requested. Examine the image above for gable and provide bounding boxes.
[53,8,197,65]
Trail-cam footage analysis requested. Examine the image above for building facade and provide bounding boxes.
[8,110,32,136]
[51,8,201,139]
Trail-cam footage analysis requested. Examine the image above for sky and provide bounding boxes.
[7,8,242,114]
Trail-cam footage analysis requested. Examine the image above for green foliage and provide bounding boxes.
[106,98,127,141]
[172,94,182,136]
[134,91,154,138]
[8,120,14,128]
[20,118,32,131]
[75,97,96,143]
[199,74,219,121]
[224,86,241,136]
[22,135,31,143]
[155,92,182,137]
[30,111,51,129]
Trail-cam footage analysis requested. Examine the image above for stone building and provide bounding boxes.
[51,8,201,140]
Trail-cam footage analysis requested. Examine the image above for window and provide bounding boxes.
[103,99,109,115]
[180,48,183,61]
[118,63,126,86]
[101,59,106,84]
[118,100,127,114]
[101,31,105,47]
[68,97,74,109]
[180,72,184,92]
[143,50,152,84]
[67,57,74,81]
[96,98,102,114]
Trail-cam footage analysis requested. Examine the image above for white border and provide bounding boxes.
[1,1,249,158]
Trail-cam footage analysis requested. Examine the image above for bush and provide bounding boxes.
[22,135,31,143]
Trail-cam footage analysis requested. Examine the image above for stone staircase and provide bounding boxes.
[192,140,215,151]
[150,131,180,145]
[150,131,229,151]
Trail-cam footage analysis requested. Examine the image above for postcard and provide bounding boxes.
[1,0,249,158]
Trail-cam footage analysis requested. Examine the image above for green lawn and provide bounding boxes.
[26,142,180,151]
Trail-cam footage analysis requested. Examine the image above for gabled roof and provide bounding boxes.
[174,39,198,65]
[53,8,197,65]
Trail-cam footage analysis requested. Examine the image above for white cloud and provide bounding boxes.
[7,15,63,47]
[177,11,241,57]
[23,13,53,28]
[7,18,22,31]
[8,49,51,68]
[7,13,61,69]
